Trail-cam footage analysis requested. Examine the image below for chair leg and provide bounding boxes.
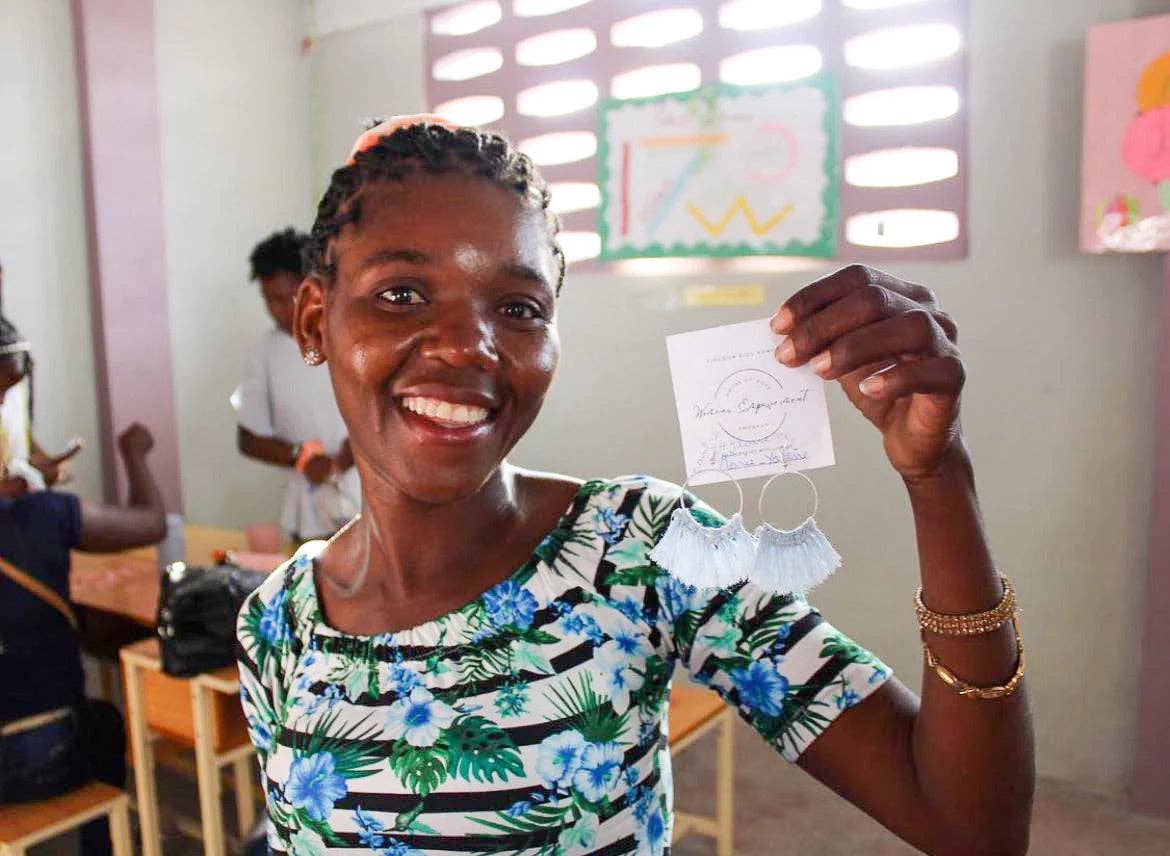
[109,797,134,856]
[191,680,227,856]
[233,755,257,836]
[122,659,162,856]
[716,712,734,856]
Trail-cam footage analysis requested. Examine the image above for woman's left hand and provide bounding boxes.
[772,265,965,482]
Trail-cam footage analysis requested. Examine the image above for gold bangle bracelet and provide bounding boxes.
[922,615,1026,700]
[915,575,1016,636]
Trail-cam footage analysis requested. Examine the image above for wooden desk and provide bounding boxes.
[70,524,262,627]
[121,639,254,856]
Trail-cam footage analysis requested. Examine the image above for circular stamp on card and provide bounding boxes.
[697,368,800,444]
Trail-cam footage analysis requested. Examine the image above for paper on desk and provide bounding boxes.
[664,318,835,486]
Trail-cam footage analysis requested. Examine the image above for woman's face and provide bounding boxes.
[298,172,561,504]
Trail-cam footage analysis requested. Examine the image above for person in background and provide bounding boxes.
[0,260,84,492]
[0,421,166,856]
[232,228,359,543]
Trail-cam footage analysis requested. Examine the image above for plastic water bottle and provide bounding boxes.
[158,513,187,568]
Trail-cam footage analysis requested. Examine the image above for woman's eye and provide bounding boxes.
[499,301,545,321]
[378,285,425,306]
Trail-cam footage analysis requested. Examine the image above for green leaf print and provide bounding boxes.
[445,715,525,784]
[389,742,449,797]
[545,673,629,745]
[393,799,427,831]
[300,709,384,780]
[628,490,674,543]
[743,607,800,655]
[602,565,662,587]
[819,633,877,665]
[629,655,671,718]
[239,594,276,672]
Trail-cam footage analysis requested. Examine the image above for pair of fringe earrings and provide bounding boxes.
[648,468,841,596]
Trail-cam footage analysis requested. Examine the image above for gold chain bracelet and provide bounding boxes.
[922,615,1026,700]
[915,575,1016,636]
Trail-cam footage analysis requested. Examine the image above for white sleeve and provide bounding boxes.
[230,340,276,437]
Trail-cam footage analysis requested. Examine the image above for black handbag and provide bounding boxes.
[156,561,268,677]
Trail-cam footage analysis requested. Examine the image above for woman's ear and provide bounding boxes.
[293,276,328,362]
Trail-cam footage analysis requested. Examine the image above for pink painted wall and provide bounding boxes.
[73,0,183,511]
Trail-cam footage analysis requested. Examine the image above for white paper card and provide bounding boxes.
[664,318,835,486]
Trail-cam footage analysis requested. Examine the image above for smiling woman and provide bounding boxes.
[235,120,1032,856]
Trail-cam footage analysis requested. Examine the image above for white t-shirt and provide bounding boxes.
[0,378,45,490]
[230,329,360,539]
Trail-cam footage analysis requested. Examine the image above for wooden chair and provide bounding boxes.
[121,639,255,856]
[668,682,735,856]
[0,782,132,855]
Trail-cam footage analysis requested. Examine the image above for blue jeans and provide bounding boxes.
[0,701,126,856]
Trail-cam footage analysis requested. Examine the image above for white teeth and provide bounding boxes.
[402,396,490,426]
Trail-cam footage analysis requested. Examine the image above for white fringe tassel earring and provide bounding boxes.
[749,470,841,597]
[649,470,755,590]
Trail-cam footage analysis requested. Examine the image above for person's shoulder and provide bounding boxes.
[584,474,681,505]
[241,540,323,615]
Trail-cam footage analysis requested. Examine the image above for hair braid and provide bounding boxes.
[305,123,565,294]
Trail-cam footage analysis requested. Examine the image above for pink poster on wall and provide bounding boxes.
[1080,14,1170,253]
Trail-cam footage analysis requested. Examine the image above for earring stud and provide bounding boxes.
[302,346,324,366]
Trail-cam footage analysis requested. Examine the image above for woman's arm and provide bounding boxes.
[237,425,335,484]
[79,423,168,552]
[775,265,1033,855]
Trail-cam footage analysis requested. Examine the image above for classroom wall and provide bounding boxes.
[0,0,103,499]
[154,0,315,527]
[308,0,1167,794]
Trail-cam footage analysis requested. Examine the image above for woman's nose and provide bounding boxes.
[418,309,500,371]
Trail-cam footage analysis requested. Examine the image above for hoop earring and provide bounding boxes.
[648,469,756,590]
[748,469,841,597]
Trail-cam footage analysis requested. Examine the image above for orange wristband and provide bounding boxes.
[295,439,325,474]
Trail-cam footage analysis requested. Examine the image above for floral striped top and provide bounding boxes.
[236,475,891,855]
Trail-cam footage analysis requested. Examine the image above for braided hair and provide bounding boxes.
[305,122,565,294]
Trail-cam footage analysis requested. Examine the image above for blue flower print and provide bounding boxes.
[552,599,574,617]
[613,595,648,625]
[286,752,347,822]
[835,686,862,710]
[656,576,699,624]
[244,712,274,754]
[572,741,624,802]
[624,764,641,789]
[610,627,653,659]
[635,798,668,856]
[534,730,587,790]
[560,611,605,644]
[505,799,532,818]
[383,660,422,695]
[595,639,646,709]
[382,840,424,856]
[259,589,291,646]
[730,661,790,717]
[482,579,538,631]
[354,805,385,848]
[594,507,631,545]
[869,666,888,685]
[385,687,457,747]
